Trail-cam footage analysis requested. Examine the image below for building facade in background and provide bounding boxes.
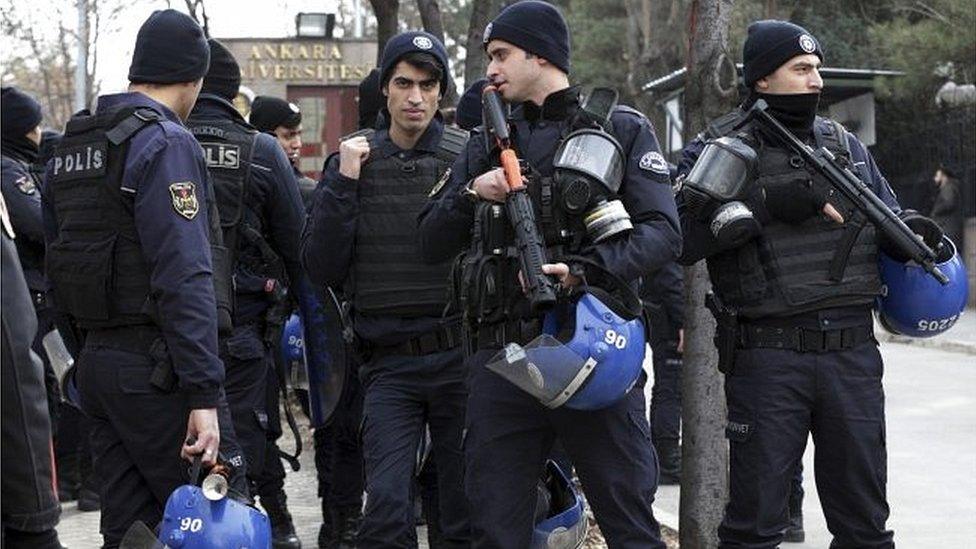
[219,36,377,178]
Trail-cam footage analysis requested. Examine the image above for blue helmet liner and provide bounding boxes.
[877,236,968,338]
[532,460,587,549]
[486,290,646,410]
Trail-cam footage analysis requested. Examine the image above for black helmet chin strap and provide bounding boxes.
[562,254,643,320]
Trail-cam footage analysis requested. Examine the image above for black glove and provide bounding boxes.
[880,209,944,263]
[763,179,831,225]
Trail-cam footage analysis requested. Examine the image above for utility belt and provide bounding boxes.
[366,322,463,360]
[737,322,874,353]
[85,325,160,352]
[466,318,543,354]
[85,325,178,392]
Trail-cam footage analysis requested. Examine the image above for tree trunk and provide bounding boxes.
[369,0,401,65]
[463,0,498,90]
[679,0,737,547]
[623,0,686,130]
[416,0,458,105]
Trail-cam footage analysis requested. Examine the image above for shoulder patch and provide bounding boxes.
[638,151,669,175]
[14,175,36,195]
[169,182,199,220]
[429,167,451,197]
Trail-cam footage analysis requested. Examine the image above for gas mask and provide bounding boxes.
[553,128,632,243]
[681,135,760,249]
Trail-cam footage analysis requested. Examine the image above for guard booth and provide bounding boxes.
[218,15,377,179]
[641,65,903,159]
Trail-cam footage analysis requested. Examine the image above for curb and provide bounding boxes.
[875,331,976,355]
[653,503,680,533]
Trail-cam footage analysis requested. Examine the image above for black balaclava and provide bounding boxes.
[753,91,820,136]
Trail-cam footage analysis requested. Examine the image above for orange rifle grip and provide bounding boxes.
[499,149,524,191]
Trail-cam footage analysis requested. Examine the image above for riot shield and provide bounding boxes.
[298,285,348,427]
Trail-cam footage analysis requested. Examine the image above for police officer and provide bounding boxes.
[249,95,318,205]
[302,31,471,548]
[1,193,62,549]
[455,78,487,131]
[1,89,56,411]
[642,260,684,485]
[186,39,306,549]
[42,11,247,547]
[676,20,942,548]
[418,3,679,546]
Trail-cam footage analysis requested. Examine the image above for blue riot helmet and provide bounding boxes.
[532,460,587,549]
[280,312,308,391]
[486,290,646,411]
[158,484,271,548]
[877,235,968,338]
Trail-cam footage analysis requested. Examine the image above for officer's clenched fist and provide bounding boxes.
[339,135,371,180]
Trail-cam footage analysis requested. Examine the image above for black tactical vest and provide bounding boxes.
[707,116,883,319]
[457,107,633,325]
[186,115,258,264]
[350,125,468,317]
[46,106,233,331]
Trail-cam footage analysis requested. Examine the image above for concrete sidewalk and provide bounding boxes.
[874,306,976,354]
[649,310,976,546]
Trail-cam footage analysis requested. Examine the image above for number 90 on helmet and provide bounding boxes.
[877,236,969,338]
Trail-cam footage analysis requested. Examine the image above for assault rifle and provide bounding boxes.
[746,99,949,285]
[482,85,558,311]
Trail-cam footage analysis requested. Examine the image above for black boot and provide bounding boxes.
[330,505,361,549]
[318,497,334,549]
[783,492,805,543]
[77,487,101,512]
[263,490,301,549]
[654,438,681,485]
[56,452,81,502]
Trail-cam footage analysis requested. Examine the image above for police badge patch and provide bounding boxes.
[798,34,816,53]
[429,167,451,197]
[169,182,199,220]
[14,175,36,195]
[638,151,669,175]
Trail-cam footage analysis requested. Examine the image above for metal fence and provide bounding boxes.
[871,106,976,217]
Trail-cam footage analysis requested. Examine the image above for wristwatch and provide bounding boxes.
[462,180,480,203]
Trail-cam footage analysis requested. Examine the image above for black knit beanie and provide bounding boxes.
[128,9,210,84]
[483,1,570,74]
[379,31,450,94]
[249,96,302,132]
[742,20,823,87]
[1,87,43,138]
[201,39,241,100]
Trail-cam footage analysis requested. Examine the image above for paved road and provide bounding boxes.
[56,409,431,548]
[650,339,976,548]
[56,313,976,548]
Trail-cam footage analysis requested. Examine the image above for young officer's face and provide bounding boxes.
[485,40,542,103]
[273,125,302,163]
[383,60,441,135]
[756,54,824,95]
